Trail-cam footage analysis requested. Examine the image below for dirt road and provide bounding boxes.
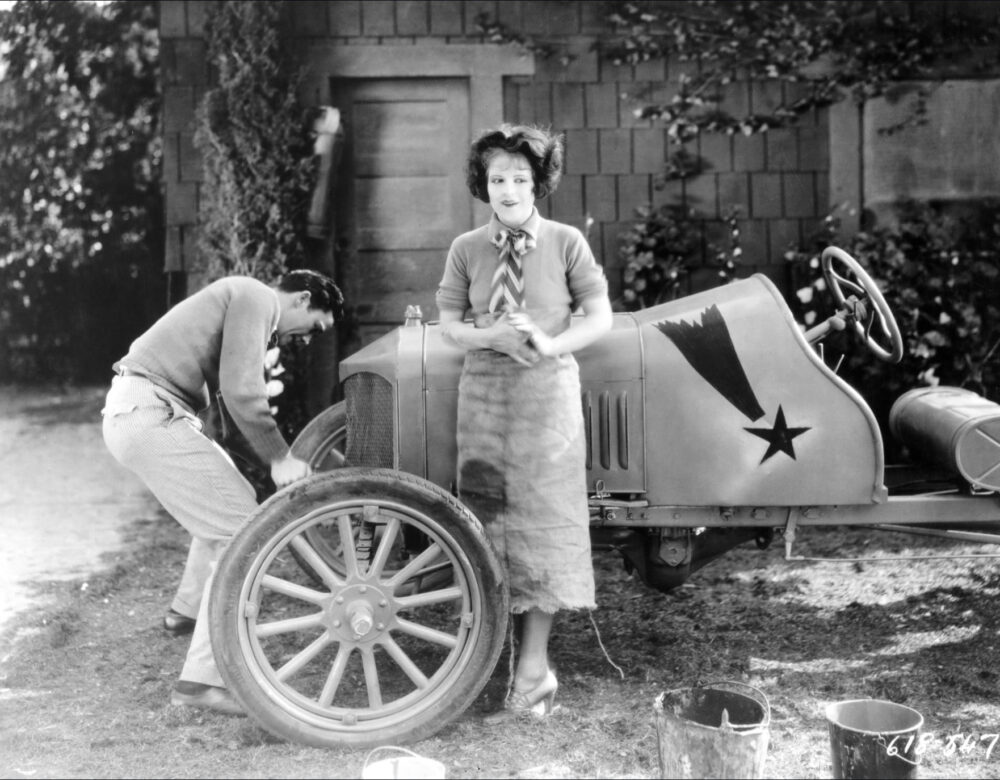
[0,385,153,637]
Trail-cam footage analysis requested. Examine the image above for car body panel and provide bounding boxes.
[340,273,885,508]
[628,274,884,506]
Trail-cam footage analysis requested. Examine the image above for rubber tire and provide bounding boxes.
[288,402,452,591]
[288,402,349,582]
[290,401,346,471]
[209,467,509,748]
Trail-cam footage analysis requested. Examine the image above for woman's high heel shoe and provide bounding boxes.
[485,669,558,723]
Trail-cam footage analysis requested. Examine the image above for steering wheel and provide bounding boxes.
[821,246,903,363]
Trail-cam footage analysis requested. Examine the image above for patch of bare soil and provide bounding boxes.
[2,508,1000,778]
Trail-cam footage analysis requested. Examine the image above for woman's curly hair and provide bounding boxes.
[466,124,564,203]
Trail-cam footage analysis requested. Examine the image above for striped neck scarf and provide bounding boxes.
[488,227,535,313]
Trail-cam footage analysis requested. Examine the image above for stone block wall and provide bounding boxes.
[159,0,987,303]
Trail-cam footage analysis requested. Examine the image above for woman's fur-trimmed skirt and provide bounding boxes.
[456,349,596,614]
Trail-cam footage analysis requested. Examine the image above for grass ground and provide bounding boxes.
[3,501,1000,778]
[3,385,1000,778]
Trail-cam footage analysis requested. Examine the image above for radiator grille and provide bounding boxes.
[344,372,395,468]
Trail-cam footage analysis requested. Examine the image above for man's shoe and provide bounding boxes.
[163,609,195,635]
[170,682,245,716]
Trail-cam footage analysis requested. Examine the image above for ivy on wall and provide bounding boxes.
[480,1,999,147]
[195,0,317,284]
[603,0,1000,142]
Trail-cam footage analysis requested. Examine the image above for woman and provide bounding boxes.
[435,124,613,719]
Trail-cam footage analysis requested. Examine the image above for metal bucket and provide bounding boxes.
[826,699,923,779]
[653,682,770,779]
[361,747,446,779]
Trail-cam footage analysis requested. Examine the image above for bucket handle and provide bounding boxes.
[362,745,424,772]
[655,681,771,729]
[702,680,771,724]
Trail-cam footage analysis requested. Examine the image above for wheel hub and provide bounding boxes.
[347,600,373,636]
[325,582,392,642]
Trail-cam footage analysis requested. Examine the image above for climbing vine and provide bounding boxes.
[604,0,1000,142]
[478,1,999,148]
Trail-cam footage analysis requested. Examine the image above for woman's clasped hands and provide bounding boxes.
[482,308,564,366]
[508,309,557,357]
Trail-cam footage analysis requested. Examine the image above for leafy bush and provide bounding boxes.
[618,204,697,309]
[618,204,743,308]
[787,202,1000,435]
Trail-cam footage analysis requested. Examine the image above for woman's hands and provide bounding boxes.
[440,297,613,364]
[440,310,538,366]
[508,311,556,357]
[512,296,613,358]
[484,312,540,366]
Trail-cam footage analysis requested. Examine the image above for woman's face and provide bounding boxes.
[486,151,535,228]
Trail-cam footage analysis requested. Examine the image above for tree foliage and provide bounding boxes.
[195,0,318,283]
[0,0,163,382]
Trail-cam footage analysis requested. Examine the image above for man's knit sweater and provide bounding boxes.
[114,276,288,464]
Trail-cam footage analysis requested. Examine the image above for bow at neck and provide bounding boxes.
[490,227,536,259]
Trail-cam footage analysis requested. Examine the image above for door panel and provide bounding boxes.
[353,102,455,176]
[332,78,471,346]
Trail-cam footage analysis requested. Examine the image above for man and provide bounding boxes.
[101,269,343,715]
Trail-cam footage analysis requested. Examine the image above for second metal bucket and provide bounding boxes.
[826,699,923,779]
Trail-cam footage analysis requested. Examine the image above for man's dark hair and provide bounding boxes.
[278,269,344,320]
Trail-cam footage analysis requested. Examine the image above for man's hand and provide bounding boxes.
[271,453,312,488]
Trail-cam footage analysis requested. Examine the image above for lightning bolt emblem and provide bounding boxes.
[654,305,810,463]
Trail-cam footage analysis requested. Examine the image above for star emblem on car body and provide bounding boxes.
[653,307,814,466]
[744,406,811,463]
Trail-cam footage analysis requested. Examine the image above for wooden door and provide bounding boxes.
[331,78,473,349]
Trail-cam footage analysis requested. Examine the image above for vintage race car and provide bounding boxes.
[209,247,1000,748]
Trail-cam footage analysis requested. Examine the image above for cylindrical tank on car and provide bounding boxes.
[889,386,1000,491]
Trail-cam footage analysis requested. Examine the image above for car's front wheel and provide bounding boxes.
[209,468,509,748]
